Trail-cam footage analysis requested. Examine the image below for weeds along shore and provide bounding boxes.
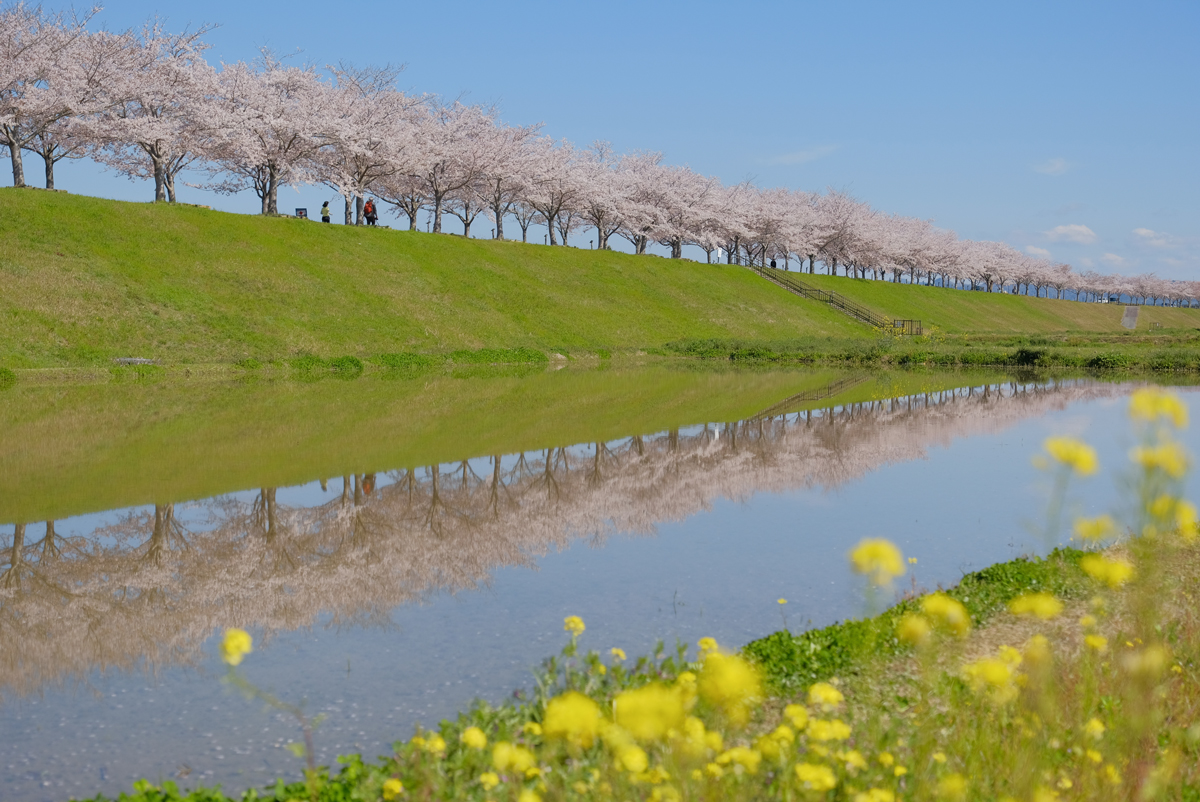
[72,389,1200,802]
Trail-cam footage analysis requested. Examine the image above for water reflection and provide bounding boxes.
[0,376,1137,703]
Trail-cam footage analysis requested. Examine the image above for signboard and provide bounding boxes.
[295,208,308,219]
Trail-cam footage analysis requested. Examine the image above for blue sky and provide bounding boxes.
[19,0,1200,279]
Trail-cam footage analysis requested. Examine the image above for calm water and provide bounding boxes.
[1,367,1198,801]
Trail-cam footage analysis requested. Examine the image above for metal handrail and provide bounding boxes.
[748,265,922,335]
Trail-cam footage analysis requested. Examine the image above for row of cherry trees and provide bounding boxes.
[2,6,1194,306]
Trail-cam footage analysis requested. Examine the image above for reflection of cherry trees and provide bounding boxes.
[0,378,1139,699]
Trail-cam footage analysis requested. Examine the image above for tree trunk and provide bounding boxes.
[356,195,365,226]
[494,204,505,239]
[266,166,279,215]
[7,142,25,188]
[546,215,558,245]
[462,217,471,238]
[431,194,442,232]
[520,222,528,243]
[43,155,54,190]
[407,211,418,230]
[153,158,166,202]
[344,196,353,225]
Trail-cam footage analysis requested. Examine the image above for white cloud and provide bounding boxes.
[1079,257,1095,268]
[1035,157,1069,176]
[1044,224,1097,245]
[1133,227,1172,248]
[767,145,839,165]
[1100,253,1126,266]
[1024,245,1051,258]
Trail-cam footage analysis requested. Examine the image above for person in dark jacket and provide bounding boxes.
[364,199,378,226]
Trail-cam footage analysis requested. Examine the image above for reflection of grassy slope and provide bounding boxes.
[0,366,833,522]
[796,273,1200,333]
[0,189,863,369]
[0,367,1016,523]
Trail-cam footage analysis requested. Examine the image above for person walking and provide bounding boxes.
[364,198,378,227]
[320,202,331,223]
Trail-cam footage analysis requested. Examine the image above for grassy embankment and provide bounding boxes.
[0,188,860,371]
[0,365,1010,524]
[3,189,1200,378]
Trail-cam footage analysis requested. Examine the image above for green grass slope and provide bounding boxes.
[795,273,1200,333]
[0,189,864,368]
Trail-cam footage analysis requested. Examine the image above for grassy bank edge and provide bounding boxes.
[70,549,1090,802]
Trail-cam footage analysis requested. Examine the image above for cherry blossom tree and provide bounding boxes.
[203,52,328,215]
[0,4,95,188]
[84,20,216,202]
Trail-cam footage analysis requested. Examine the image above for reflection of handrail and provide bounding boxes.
[748,264,922,335]
[750,374,872,419]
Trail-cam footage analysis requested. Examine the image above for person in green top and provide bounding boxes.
[321,202,331,223]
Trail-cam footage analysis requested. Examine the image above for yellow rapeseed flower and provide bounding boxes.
[698,637,719,654]
[1079,614,1098,629]
[807,719,852,741]
[778,598,787,604]
[877,752,895,767]
[610,647,626,661]
[921,593,971,636]
[1132,443,1189,478]
[1024,634,1052,667]
[478,772,500,791]
[382,778,404,800]
[523,722,542,737]
[698,652,762,726]
[1104,764,1122,784]
[962,648,1022,705]
[563,616,585,636]
[1073,514,1117,542]
[855,789,895,802]
[938,772,967,801]
[517,790,541,802]
[1129,388,1188,429]
[717,746,762,774]
[1043,436,1098,476]
[841,749,867,771]
[1085,634,1109,653]
[220,628,253,666]
[615,744,649,774]
[894,766,908,777]
[1008,592,1064,620]
[1123,644,1169,678]
[492,741,536,773]
[1080,554,1135,588]
[794,763,837,791]
[543,691,601,748]
[615,683,685,741]
[425,735,446,754]
[807,681,845,710]
[849,538,906,586]
[784,703,809,730]
[461,726,487,750]
[932,752,947,763]
[897,613,932,646]
[1084,718,1105,740]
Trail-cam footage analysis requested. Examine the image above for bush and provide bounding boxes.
[1011,347,1046,367]
[1087,352,1132,370]
[374,352,442,369]
[448,348,548,365]
[288,354,327,372]
[329,355,364,375]
[0,367,15,389]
